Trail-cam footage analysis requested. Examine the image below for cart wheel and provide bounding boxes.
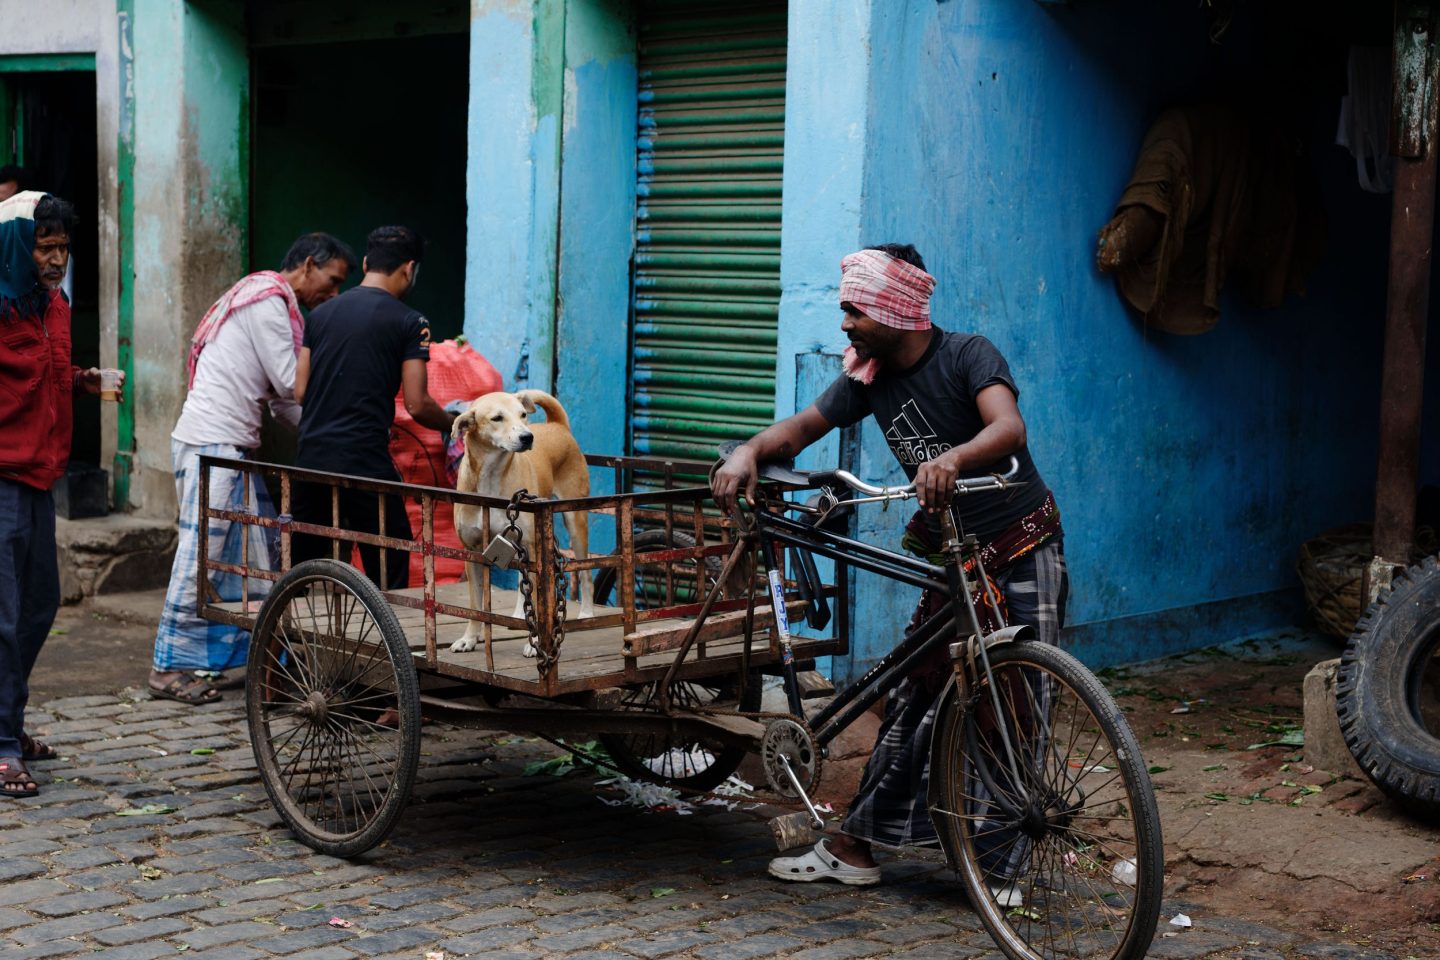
[593,529,721,610]
[246,559,420,857]
[595,530,759,792]
[599,671,762,792]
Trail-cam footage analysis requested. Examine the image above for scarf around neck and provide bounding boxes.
[0,191,48,321]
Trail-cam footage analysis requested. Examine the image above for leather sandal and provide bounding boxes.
[148,671,222,705]
[194,670,245,691]
[0,757,38,798]
[20,732,58,762]
[767,838,881,886]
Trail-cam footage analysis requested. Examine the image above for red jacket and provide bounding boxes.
[0,290,80,491]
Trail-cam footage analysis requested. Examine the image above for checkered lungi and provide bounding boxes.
[839,538,1068,851]
[152,440,277,673]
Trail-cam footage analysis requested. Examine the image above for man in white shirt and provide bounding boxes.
[149,233,355,704]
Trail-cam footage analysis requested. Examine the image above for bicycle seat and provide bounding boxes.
[717,440,833,487]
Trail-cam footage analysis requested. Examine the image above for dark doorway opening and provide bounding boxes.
[3,70,101,468]
[249,35,469,341]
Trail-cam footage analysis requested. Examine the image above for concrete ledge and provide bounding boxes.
[55,514,176,604]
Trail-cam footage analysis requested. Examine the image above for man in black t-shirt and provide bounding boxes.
[291,225,455,589]
[712,244,1067,901]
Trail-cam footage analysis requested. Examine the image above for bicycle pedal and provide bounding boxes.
[796,670,834,700]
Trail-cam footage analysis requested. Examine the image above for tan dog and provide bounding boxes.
[450,389,592,655]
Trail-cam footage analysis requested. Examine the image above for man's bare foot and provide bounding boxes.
[827,832,878,869]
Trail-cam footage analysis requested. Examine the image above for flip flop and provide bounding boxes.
[20,733,58,762]
[767,838,882,886]
[148,672,222,705]
[0,757,38,798]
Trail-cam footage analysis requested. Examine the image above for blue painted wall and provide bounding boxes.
[555,0,637,550]
[466,2,557,392]
[777,0,1399,673]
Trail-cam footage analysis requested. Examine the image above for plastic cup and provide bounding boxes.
[99,368,121,402]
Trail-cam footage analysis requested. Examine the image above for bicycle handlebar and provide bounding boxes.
[830,455,1021,499]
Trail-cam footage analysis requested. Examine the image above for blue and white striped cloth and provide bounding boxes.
[152,439,277,673]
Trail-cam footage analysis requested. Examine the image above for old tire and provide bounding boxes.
[1337,555,1440,819]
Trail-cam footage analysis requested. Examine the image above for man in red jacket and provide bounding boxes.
[0,192,119,799]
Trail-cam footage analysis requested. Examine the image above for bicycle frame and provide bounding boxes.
[708,478,1018,764]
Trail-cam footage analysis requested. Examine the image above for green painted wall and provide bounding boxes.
[130,0,249,515]
[249,35,469,339]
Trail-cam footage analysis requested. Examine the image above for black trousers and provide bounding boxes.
[290,480,412,591]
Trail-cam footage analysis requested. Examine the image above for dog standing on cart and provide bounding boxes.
[711,243,1067,896]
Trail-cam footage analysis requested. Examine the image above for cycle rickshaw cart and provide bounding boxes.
[198,451,1162,960]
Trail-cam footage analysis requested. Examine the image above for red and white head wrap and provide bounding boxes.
[838,249,936,331]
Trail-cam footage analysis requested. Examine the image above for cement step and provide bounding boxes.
[56,514,176,604]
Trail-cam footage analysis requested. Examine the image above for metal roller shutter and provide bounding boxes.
[630,1,786,462]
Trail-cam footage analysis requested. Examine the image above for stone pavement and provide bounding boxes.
[0,692,1407,960]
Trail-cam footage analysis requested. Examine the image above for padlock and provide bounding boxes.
[482,527,522,569]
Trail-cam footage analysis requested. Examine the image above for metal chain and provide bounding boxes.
[503,490,542,662]
[546,549,568,673]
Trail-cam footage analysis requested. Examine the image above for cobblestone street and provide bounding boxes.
[0,690,1411,960]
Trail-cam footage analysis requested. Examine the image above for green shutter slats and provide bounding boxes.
[631,1,786,461]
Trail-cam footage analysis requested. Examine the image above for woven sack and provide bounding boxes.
[389,340,503,585]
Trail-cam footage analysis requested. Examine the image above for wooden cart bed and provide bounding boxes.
[216,580,841,695]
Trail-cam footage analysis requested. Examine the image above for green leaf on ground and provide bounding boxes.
[117,803,177,816]
[1246,729,1305,750]
[1202,764,1226,772]
[650,887,677,899]
[1147,766,1170,775]
[523,756,576,777]
[1204,792,1230,802]
[190,748,215,756]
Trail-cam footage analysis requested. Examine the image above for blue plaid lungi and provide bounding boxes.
[839,539,1068,852]
[152,440,277,673]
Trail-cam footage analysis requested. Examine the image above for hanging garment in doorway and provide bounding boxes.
[1336,45,1394,194]
[1095,104,1326,335]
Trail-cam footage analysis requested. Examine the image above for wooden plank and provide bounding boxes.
[623,600,806,656]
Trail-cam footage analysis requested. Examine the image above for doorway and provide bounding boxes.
[249,35,469,341]
[0,66,101,468]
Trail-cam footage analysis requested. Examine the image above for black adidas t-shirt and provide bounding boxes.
[297,285,431,478]
[813,327,1050,543]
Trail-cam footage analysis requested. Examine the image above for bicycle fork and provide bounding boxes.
[939,510,1030,801]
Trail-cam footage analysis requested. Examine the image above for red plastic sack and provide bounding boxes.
[389,339,503,586]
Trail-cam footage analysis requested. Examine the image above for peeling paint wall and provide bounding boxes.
[131,0,247,517]
[555,0,635,513]
[467,0,566,393]
[0,0,103,50]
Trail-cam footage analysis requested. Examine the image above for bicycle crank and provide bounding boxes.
[761,717,823,823]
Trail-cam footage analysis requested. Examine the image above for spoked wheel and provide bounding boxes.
[599,672,762,792]
[930,641,1163,960]
[246,559,420,857]
[594,530,759,792]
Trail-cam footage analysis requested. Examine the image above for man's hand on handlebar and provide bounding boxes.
[915,450,962,514]
[712,444,759,513]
